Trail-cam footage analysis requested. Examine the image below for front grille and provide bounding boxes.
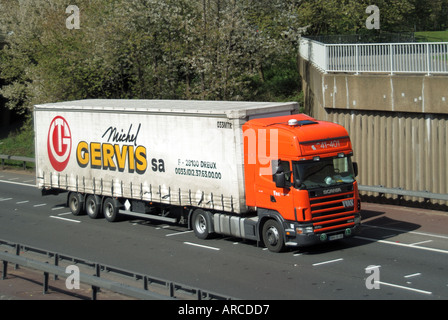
[309,190,356,233]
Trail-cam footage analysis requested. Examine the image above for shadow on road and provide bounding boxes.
[290,207,422,255]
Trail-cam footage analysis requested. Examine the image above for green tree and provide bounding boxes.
[297,0,415,35]
[0,0,307,115]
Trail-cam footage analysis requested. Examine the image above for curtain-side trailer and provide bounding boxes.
[35,99,361,252]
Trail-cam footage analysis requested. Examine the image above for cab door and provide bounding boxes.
[255,159,295,221]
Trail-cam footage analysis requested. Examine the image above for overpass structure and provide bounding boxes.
[299,37,448,206]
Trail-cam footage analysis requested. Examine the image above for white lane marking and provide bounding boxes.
[312,258,344,266]
[409,240,433,246]
[363,224,448,240]
[355,236,448,255]
[0,179,34,187]
[184,242,220,251]
[166,230,194,237]
[16,200,29,204]
[51,206,66,211]
[49,216,81,223]
[33,203,47,207]
[0,198,13,202]
[404,273,421,278]
[57,212,72,216]
[376,281,432,295]
[365,265,381,271]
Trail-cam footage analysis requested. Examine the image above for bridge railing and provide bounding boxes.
[300,37,448,75]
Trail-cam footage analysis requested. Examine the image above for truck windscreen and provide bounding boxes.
[293,156,355,189]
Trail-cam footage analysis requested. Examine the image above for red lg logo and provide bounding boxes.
[47,116,72,172]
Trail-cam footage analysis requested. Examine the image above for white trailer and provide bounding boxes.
[35,99,296,225]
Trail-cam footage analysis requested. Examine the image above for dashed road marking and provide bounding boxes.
[313,258,344,266]
[363,224,448,240]
[49,216,81,223]
[51,206,66,211]
[409,240,433,246]
[355,236,448,255]
[184,242,220,251]
[404,273,421,278]
[166,230,194,237]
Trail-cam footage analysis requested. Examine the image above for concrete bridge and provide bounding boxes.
[299,37,448,207]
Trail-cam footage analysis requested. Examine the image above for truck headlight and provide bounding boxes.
[296,226,314,234]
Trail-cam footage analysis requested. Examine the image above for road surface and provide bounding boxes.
[1,170,447,300]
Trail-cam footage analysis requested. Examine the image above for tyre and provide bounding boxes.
[192,209,213,240]
[85,195,102,219]
[103,197,121,222]
[262,219,285,253]
[68,192,84,216]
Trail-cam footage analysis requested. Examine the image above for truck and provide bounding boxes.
[34,99,361,252]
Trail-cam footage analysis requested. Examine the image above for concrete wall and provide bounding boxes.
[299,57,448,206]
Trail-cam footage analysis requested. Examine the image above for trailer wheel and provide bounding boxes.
[103,197,120,222]
[68,192,84,216]
[192,209,213,240]
[262,219,285,253]
[86,195,102,219]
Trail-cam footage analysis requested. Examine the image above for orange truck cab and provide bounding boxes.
[243,114,361,252]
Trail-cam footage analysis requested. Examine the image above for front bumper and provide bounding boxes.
[284,220,362,248]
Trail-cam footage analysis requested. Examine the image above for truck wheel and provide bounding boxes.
[103,197,120,222]
[192,209,213,240]
[86,195,102,219]
[262,219,285,253]
[68,192,84,216]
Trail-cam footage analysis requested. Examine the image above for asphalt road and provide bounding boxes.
[1,170,447,300]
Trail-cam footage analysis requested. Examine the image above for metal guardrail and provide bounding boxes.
[300,37,448,75]
[359,185,448,202]
[0,240,234,300]
[1,251,170,300]
[0,154,35,170]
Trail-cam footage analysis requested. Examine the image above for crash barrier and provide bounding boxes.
[0,154,35,170]
[359,185,448,202]
[0,240,234,300]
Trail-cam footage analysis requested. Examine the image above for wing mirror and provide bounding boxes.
[273,171,286,188]
[353,162,358,177]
